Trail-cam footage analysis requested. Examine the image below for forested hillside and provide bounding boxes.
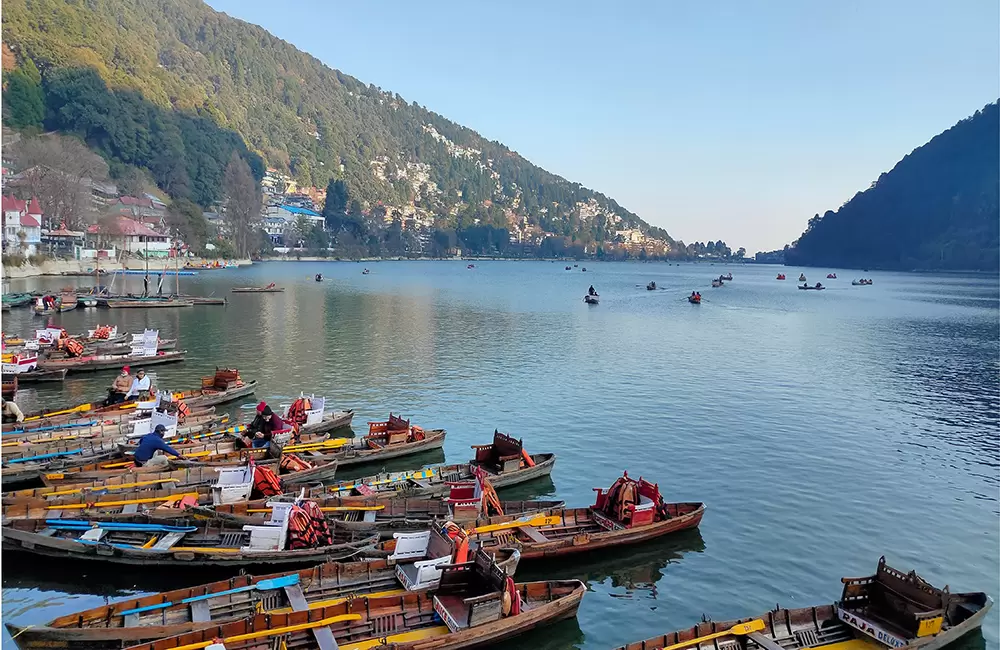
[2,0,671,249]
[786,103,999,271]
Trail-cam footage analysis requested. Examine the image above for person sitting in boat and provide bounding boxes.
[133,424,183,469]
[240,402,288,449]
[588,285,598,296]
[105,366,133,405]
[1,398,24,423]
[125,368,152,401]
[315,273,322,281]
[695,292,701,298]
[691,291,698,299]
[815,282,823,289]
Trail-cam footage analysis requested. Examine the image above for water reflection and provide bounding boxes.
[518,529,706,596]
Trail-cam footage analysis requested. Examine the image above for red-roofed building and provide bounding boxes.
[2,195,43,254]
[88,216,171,258]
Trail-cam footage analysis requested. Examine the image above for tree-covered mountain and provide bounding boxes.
[786,103,999,271]
[2,0,672,250]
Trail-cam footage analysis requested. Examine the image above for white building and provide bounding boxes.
[88,216,172,258]
[2,195,43,255]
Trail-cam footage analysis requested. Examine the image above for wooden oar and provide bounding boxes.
[42,478,179,497]
[46,492,200,510]
[282,438,350,452]
[340,627,450,650]
[470,513,562,534]
[659,620,766,650]
[169,613,363,650]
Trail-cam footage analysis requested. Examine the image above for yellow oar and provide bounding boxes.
[470,513,562,535]
[246,505,385,514]
[282,438,350,452]
[170,613,363,650]
[42,478,179,497]
[270,588,406,614]
[339,626,450,649]
[46,492,199,510]
[333,468,436,492]
[660,620,766,650]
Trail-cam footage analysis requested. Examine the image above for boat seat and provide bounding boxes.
[37,527,57,537]
[410,478,431,489]
[396,555,451,590]
[518,525,550,543]
[151,531,186,551]
[362,510,378,523]
[388,531,431,561]
[240,501,293,552]
[80,528,107,542]
[434,595,471,630]
[122,503,139,514]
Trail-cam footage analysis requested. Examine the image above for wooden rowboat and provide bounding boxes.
[323,431,555,499]
[615,557,992,650]
[462,472,705,561]
[37,351,187,374]
[3,410,221,444]
[117,555,583,650]
[0,367,68,384]
[2,413,222,454]
[231,286,284,293]
[1,515,378,569]
[2,546,531,650]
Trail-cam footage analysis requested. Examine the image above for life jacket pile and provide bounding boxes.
[287,501,333,549]
[278,453,312,473]
[252,465,283,498]
[604,475,640,525]
[285,398,311,426]
[64,339,85,357]
[92,326,114,339]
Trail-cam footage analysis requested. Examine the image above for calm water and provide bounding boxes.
[2,261,998,650]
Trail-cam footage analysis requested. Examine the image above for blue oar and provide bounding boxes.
[7,449,84,464]
[45,521,198,533]
[117,575,300,617]
[5,421,100,435]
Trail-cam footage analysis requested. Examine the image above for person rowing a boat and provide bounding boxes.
[105,366,133,405]
[239,401,288,449]
[1,398,25,423]
[125,368,153,401]
[588,285,598,296]
[133,424,184,469]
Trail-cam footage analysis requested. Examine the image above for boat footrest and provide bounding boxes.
[189,599,212,623]
[151,531,185,551]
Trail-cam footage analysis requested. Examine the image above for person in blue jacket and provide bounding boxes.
[133,424,184,469]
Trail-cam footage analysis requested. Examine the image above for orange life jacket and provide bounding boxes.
[286,398,311,426]
[65,339,85,357]
[279,453,312,473]
[252,465,282,497]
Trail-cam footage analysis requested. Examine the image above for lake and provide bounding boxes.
[2,261,998,650]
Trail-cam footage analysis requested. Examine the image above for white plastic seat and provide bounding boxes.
[388,530,431,561]
[240,501,293,552]
[211,465,255,505]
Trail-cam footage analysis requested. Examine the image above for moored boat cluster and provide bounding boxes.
[0,347,992,649]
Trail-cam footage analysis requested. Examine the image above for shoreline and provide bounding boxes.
[1,257,252,279]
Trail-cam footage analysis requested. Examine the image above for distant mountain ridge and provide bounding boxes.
[2,0,673,250]
[786,103,999,271]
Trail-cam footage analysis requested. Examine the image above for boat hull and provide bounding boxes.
[1,525,377,568]
[515,503,704,560]
[38,352,187,373]
[334,428,447,468]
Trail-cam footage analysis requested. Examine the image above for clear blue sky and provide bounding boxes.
[207,0,998,253]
